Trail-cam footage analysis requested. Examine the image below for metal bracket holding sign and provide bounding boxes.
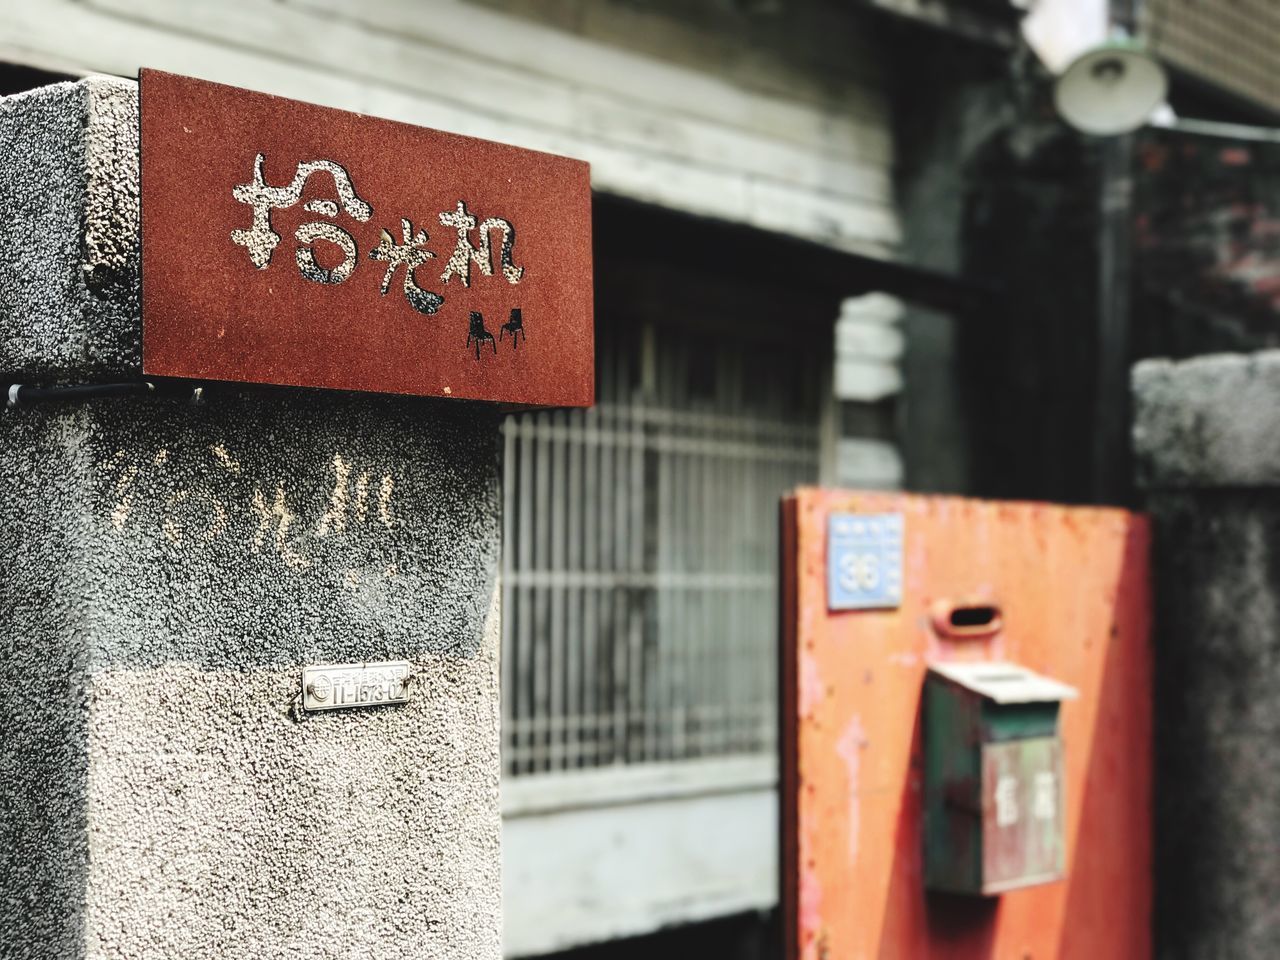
[139,69,593,408]
[827,512,903,610]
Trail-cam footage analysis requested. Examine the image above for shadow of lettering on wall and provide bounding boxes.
[101,443,401,584]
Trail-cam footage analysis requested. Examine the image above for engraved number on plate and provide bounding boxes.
[301,660,412,712]
[827,512,904,611]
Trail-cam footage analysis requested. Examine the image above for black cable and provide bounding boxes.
[6,382,156,406]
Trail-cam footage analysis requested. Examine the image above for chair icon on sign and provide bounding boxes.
[500,308,526,348]
[467,311,497,359]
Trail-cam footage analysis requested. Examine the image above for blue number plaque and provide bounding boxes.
[827,512,903,611]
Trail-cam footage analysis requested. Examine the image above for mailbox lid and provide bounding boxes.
[929,660,1080,704]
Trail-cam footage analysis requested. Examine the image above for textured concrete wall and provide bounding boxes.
[1133,350,1280,960]
[0,79,502,959]
[0,77,140,379]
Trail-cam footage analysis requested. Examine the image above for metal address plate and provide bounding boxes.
[302,660,412,712]
[827,512,904,611]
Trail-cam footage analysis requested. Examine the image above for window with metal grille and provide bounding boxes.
[501,314,823,776]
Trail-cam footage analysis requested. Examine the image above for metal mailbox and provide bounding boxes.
[924,661,1078,895]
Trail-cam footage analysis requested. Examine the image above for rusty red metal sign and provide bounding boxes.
[139,69,593,407]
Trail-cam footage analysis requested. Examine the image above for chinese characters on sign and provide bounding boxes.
[230,153,525,354]
[140,69,593,406]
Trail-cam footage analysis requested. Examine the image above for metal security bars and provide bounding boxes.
[501,318,822,776]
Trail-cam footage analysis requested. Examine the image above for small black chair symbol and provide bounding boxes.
[467,310,497,359]
[500,308,526,348]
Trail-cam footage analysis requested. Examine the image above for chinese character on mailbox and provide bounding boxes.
[923,660,1079,895]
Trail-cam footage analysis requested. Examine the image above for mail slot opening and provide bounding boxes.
[950,605,999,629]
[932,601,1003,639]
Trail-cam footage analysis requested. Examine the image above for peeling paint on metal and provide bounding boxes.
[799,650,824,717]
[836,716,867,867]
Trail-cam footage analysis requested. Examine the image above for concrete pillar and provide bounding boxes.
[0,78,501,958]
[1133,351,1280,960]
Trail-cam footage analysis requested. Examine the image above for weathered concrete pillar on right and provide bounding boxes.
[1133,351,1280,960]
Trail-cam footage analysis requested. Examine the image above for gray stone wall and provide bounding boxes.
[0,78,502,958]
[0,77,140,379]
[1134,350,1280,960]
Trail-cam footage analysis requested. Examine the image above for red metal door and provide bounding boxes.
[780,489,1151,959]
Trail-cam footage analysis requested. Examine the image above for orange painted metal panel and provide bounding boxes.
[781,489,1151,960]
